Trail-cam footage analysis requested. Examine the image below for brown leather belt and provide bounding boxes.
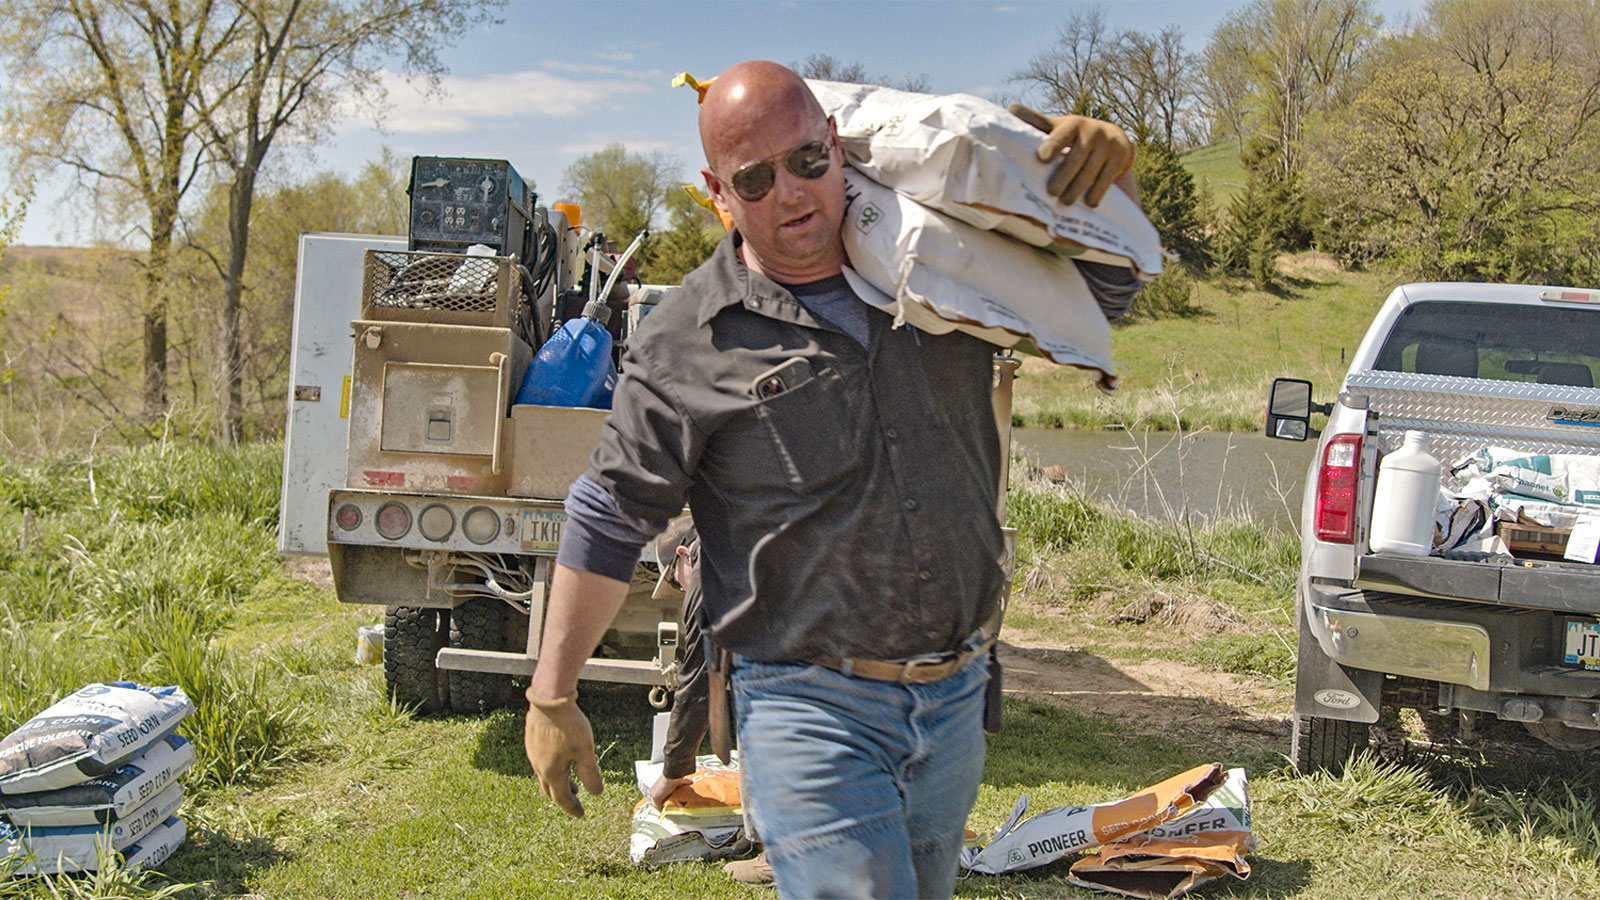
[806,611,1002,685]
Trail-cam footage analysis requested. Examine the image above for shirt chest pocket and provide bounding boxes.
[753,366,862,490]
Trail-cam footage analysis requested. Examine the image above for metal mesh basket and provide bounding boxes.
[362,250,532,341]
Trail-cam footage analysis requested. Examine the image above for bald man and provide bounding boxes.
[524,60,1139,899]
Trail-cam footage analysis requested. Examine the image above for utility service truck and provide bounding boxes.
[1267,282,1600,771]
[278,156,1020,716]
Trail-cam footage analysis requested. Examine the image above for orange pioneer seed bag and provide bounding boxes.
[1067,832,1252,900]
[961,763,1227,875]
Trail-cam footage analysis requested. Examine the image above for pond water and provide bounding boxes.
[1011,428,1320,534]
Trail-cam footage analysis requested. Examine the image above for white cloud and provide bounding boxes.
[551,138,687,157]
[364,68,655,134]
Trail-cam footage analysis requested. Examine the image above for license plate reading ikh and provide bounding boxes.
[1563,619,1600,670]
[520,509,566,553]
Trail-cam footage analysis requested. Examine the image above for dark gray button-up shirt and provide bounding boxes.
[582,232,1006,662]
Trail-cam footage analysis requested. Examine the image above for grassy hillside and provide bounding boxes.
[1012,254,1404,432]
[1180,141,1247,206]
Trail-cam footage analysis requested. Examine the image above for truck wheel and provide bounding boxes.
[385,606,449,714]
[447,597,516,714]
[1292,714,1370,776]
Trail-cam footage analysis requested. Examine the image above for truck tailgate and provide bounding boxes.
[1357,553,1600,614]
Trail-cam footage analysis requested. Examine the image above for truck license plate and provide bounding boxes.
[520,509,566,553]
[1562,619,1600,670]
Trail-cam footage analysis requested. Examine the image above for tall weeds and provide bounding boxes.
[0,444,301,789]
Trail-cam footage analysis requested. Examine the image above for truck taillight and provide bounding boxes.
[375,502,411,540]
[1314,433,1362,544]
[335,504,362,531]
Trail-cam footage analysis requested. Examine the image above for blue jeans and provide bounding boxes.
[732,653,988,900]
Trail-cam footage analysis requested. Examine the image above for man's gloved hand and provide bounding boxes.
[1009,104,1135,208]
[524,690,604,817]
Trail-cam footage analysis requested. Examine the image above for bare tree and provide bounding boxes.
[1013,10,1199,148]
[1103,26,1197,147]
[194,0,497,443]
[793,53,931,92]
[1,0,248,425]
[1010,7,1114,116]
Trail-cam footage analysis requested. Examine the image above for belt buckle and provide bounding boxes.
[900,652,955,684]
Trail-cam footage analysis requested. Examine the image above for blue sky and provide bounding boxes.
[15,0,1423,247]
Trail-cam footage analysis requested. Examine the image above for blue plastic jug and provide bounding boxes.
[515,298,618,409]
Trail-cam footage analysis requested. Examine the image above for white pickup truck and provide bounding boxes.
[1266,282,1600,772]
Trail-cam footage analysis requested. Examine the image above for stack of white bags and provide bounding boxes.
[0,683,193,877]
[807,79,1166,392]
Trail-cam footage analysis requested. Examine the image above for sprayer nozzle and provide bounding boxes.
[583,298,612,325]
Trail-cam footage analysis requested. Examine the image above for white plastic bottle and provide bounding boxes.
[1369,430,1443,556]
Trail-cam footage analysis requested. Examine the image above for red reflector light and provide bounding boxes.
[375,502,411,540]
[1315,433,1363,544]
[335,504,362,531]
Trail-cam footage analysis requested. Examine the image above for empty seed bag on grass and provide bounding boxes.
[1,734,193,828]
[807,79,1164,278]
[841,169,1117,390]
[630,754,751,866]
[962,763,1227,875]
[0,684,191,795]
[1,783,183,875]
[1068,768,1254,899]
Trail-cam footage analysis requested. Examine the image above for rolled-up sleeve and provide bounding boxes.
[1075,260,1144,321]
[556,474,658,582]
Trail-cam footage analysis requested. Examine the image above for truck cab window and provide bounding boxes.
[1375,300,1600,385]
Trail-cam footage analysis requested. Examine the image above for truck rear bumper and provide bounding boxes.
[1306,587,1492,690]
[1306,579,1600,729]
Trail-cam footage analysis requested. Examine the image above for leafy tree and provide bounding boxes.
[1012,8,1200,148]
[0,0,494,434]
[1307,0,1600,281]
[645,188,719,284]
[1202,0,1379,180]
[560,143,682,269]
[1133,141,1212,271]
[179,154,409,438]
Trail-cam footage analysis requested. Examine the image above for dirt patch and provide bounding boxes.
[284,555,335,591]
[997,625,1292,761]
[1100,589,1247,634]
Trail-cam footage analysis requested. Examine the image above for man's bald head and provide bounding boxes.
[699,61,826,173]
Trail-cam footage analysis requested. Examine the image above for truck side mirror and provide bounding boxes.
[1266,377,1316,441]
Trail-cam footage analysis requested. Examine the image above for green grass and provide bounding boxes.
[5,445,1600,898]
[1013,257,1404,431]
[1181,141,1247,206]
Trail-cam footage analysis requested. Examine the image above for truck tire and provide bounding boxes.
[447,597,517,714]
[384,606,449,714]
[1292,714,1370,776]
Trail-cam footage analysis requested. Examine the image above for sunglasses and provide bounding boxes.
[719,135,833,203]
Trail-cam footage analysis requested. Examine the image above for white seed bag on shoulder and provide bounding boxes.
[808,79,1163,278]
[0,683,192,795]
[841,169,1117,391]
[1,734,194,827]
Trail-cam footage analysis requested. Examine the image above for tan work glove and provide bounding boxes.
[524,691,604,817]
[1009,103,1135,208]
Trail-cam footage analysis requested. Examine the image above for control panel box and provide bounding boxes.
[409,157,530,260]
